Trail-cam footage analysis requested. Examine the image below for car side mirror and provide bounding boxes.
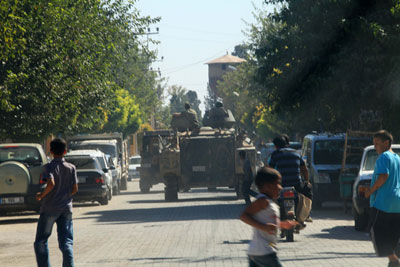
[103,168,109,173]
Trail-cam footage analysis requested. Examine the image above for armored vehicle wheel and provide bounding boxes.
[235,177,244,199]
[140,186,150,193]
[139,179,151,193]
[164,176,178,202]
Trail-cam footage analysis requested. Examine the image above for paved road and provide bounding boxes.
[0,180,388,266]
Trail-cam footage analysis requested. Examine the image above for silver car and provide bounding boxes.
[65,150,113,205]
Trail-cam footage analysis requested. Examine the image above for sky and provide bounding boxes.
[135,0,270,111]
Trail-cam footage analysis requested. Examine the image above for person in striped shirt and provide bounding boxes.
[268,135,310,227]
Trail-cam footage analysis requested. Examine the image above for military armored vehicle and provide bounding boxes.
[159,110,256,201]
[138,130,173,193]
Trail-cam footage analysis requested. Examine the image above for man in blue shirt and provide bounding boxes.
[365,130,400,267]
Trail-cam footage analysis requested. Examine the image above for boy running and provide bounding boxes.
[240,167,297,267]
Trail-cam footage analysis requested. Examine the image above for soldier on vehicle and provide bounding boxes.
[206,101,229,128]
[209,101,228,119]
[173,103,200,131]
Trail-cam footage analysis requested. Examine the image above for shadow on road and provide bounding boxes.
[0,218,38,225]
[79,202,245,224]
[310,208,353,221]
[222,240,250,245]
[281,252,376,262]
[118,190,164,196]
[308,225,370,241]
[129,195,238,204]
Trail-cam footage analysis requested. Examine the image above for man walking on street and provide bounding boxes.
[365,130,400,267]
[34,138,78,267]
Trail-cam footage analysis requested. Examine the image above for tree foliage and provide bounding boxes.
[0,0,160,141]
[168,85,202,119]
[247,0,400,137]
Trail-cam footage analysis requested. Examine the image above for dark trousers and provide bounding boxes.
[249,253,283,267]
[370,207,400,257]
[242,180,258,204]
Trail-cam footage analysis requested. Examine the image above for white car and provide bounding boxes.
[352,144,400,231]
[128,155,141,180]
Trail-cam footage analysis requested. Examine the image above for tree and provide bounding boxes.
[216,62,259,132]
[247,0,400,136]
[168,85,188,114]
[186,90,202,119]
[0,0,160,141]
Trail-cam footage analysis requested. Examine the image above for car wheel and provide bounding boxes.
[113,181,119,196]
[286,229,294,242]
[99,193,109,205]
[108,186,112,201]
[353,206,368,231]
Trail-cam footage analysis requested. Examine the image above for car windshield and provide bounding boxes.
[289,142,302,150]
[96,156,107,169]
[66,157,100,170]
[130,157,141,165]
[0,146,42,164]
[314,139,371,165]
[363,149,400,171]
[71,144,116,158]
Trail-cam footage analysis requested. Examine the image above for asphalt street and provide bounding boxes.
[0,180,388,266]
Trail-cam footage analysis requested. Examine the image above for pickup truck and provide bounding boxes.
[0,143,48,213]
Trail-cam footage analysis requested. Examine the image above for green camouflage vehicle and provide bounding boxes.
[159,110,256,201]
[138,130,173,193]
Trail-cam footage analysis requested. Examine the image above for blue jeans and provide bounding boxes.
[34,211,74,267]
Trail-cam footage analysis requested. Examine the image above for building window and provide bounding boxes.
[222,64,226,70]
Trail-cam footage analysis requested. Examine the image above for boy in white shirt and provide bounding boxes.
[240,167,297,267]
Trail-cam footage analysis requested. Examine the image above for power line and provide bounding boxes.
[162,24,240,36]
[163,50,228,75]
[160,34,238,44]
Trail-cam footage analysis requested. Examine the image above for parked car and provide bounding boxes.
[65,150,112,205]
[67,133,129,191]
[301,133,371,208]
[352,145,400,231]
[128,155,141,180]
[0,143,48,213]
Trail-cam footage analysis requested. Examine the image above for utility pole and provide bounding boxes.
[135,27,163,129]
